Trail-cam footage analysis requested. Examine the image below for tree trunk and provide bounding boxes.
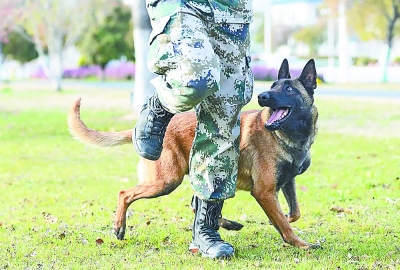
[131,0,155,117]
[382,6,398,82]
[382,0,399,82]
[33,23,64,91]
[381,44,390,83]
[382,21,394,83]
[49,43,64,91]
[99,67,106,82]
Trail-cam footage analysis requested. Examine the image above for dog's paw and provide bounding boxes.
[286,213,300,223]
[113,227,126,240]
[218,218,244,231]
[299,242,322,250]
[309,243,322,249]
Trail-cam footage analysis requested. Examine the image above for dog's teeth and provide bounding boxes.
[278,109,289,120]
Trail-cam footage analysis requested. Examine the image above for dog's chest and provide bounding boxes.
[275,150,309,189]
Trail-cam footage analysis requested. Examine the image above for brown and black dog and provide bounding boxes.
[68,59,319,249]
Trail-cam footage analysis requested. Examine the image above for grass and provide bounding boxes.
[0,85,399,269]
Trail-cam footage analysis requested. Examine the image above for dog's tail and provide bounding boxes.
[68,98,133,147]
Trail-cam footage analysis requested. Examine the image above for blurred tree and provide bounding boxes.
[77,5,134,81]
[0,0,24,81]
[0,0,23,37]
[321,0,340,16]
[348,0,400,82]
[2,31,38,63]
[16,0,118,91]
[293,23,326,56]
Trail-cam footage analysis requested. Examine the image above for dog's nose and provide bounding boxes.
[258,91,276,107]
[258,92,271,101]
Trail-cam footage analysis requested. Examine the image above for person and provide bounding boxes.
[134,0,253,259]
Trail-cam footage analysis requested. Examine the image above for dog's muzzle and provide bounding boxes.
[258,92,291,131]
[258,92,276,107]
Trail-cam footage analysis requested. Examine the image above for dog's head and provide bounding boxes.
[258,59,317,132]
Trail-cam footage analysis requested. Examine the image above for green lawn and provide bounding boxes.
[0,85,399,269]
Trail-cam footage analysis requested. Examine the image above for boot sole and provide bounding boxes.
[189,242,234,259]
[133,128,161,161]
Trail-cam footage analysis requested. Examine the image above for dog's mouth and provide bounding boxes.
[265,107,291,131]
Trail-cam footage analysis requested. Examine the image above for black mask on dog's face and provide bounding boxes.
[258,59,317,132]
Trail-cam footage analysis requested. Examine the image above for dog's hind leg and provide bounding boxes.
[281,178,301,223]
[113,156,187,240]
[113,180,182,240]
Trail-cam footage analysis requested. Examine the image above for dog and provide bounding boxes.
[68,59,319,249]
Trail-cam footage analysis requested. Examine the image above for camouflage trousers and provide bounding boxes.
[147,11,253,201]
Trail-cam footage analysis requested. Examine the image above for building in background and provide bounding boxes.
[251,0,400,83]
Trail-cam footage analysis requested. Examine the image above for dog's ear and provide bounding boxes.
[299,59,317,94]
[278,59,291,80]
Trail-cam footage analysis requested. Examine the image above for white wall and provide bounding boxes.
[320,66,400,83]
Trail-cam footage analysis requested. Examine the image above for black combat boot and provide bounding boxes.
[189,196,234,259]
[134,92,174,160]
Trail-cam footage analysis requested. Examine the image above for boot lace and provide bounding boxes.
[199,203,224,243]
[150,96,169,118]
[146,95,174,136]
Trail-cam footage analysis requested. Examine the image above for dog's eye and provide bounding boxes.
[286,86,293,91]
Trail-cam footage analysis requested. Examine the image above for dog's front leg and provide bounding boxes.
[281,178,301,223]
[251,188,314,249]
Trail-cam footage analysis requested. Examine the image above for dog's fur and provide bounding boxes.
[68,59,319,249]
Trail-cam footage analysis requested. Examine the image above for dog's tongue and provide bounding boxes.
[267,109,287,125]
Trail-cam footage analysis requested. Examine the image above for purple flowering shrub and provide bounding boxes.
[104,61,135,80]
[30,67,47,79]
[31,61,136,80]
[63,66,102,79]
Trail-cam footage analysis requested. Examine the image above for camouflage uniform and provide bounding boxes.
[146,0,254,201]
